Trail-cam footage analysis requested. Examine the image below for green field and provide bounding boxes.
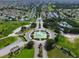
[48,47,72,58]
[0,37,17,49]
[0,17,36,38]
[12,48,34,58]
[0,21,29,38]
[48,35,79,58]
[57,35,79,57]
[74,19,79,26]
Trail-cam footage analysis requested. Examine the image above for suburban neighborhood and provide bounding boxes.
[0,0,79,58]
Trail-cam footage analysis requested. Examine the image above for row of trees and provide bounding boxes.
[44,34,60,51]
[24,39,57,50]
[44,39,56,51]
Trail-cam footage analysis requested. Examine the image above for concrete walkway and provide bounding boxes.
[42,41,48,58]
[36,17,44,29]
[33,17,56,58]
[33,40,40,58]
[33,40,48,58]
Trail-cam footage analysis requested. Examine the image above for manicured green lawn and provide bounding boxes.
[57,35,74,50]
[48,47,72,58]
[0,21,29,38]
[0,18,36,38]
[74,19,79,25]
[57,35,79,57]
[0,37,17,49]
[13,48,34,58]
[0,16,36,38]
[48,35,79,58]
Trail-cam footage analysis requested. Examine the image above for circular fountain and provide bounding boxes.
[31,30,49,40]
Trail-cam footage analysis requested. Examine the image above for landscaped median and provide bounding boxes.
[0,37,17,49]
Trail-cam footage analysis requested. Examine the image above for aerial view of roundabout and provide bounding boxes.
[0,15,79,58]
[0,17,57,58]
[1,0,79,58]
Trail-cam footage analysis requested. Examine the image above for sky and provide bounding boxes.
[0,0,79,5]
